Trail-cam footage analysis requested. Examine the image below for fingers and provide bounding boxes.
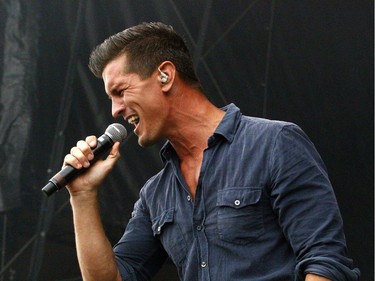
[64,136,97,169]
[63,136,122,175]
[85,135,97,148]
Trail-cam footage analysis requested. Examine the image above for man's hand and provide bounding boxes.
[63,135,121,196]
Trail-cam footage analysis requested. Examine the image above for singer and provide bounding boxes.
[62,22,359,281]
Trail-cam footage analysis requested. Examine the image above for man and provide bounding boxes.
[64,22,360,281]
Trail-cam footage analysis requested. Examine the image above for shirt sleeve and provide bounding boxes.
[113,193,168,281]
[269,124,360,281]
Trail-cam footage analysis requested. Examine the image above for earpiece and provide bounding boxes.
[161,74,168,84]
[158,68,169,84]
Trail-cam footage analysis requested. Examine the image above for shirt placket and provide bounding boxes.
[193,187,210,281]
[193,136,219,281]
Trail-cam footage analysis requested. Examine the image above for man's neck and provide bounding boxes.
[167,94,225,161]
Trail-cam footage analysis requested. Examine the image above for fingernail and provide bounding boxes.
[88,153,94,160]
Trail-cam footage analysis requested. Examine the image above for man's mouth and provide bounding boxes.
[127,115,140,126]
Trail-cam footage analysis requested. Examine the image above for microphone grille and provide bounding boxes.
[105,123,127,143]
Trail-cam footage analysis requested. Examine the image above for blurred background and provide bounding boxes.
[0,1,373,280]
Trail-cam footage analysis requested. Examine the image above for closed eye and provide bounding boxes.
[108,88,126,99]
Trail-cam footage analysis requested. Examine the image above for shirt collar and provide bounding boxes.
[160,103,242,163]
[213,103,241,143]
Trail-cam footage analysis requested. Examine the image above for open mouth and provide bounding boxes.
[127,115,140,127]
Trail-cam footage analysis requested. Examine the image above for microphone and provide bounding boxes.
[41,123,127,196]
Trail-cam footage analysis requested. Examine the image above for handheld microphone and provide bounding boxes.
[41,123,127,196]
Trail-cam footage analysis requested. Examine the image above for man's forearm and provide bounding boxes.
[71,193,122,281]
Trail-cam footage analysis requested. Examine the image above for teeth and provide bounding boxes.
[128,115,139,125]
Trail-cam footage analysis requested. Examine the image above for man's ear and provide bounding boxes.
[157,61,175,91]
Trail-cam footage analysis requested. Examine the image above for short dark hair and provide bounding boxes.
[88,22,200,88]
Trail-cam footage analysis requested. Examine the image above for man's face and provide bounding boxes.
[102,54,170,147]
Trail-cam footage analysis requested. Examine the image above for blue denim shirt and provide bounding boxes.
[114,104,360,281]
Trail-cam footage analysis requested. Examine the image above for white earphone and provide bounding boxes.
[158,68,169,84]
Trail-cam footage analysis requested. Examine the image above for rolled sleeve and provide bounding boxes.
[295,256,360,280]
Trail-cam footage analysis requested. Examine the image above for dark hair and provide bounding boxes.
[88,22,200,88]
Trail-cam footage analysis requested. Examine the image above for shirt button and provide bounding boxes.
[187,195,191,201]
[201,261,207,268]
[196,225,202,231]
[234,199,241,206]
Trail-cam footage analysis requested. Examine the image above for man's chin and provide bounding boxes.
[137,136,154,148]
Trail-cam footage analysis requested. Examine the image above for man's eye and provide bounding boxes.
[112,91,123,98]
[118,88,128,97]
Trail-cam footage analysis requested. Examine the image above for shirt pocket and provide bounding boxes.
[217,187,264,244]
[151,208,187,266]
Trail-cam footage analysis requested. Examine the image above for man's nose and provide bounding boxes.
[112,100,125,118]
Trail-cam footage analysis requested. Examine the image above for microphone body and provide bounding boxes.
[42,124,127,196]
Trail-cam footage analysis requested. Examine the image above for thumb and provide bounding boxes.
[89,142,121,179]
[106,141,121,161]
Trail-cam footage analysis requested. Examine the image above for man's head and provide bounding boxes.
[89,22,200,89]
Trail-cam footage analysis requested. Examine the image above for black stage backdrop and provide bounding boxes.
[0,1,373,280]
